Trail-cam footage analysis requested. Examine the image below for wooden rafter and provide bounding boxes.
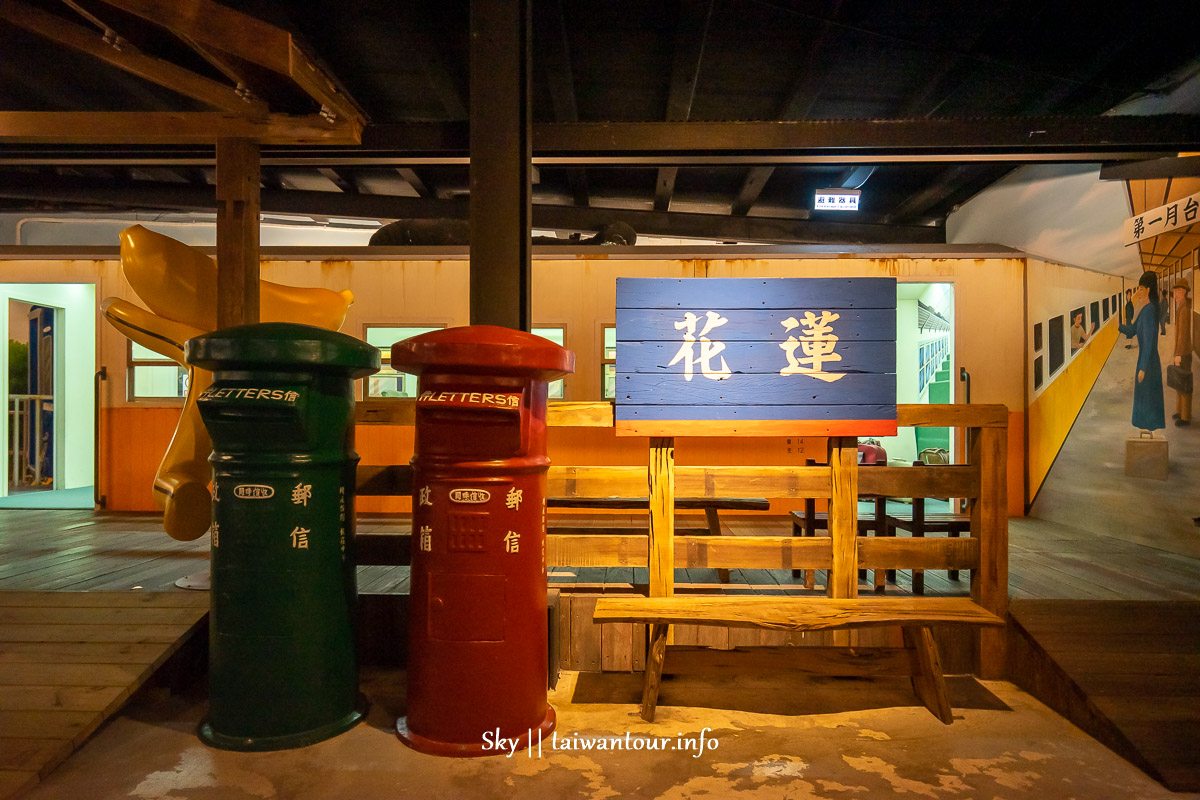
[0,112,360,145]
[0,1,264,114]
[97,0,365,127]
[655,0,713,212]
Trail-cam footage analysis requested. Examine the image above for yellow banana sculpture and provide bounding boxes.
[102,225,354,541]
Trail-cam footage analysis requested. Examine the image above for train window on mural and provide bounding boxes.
[1090,301,1100,331]
[364,325,443,399]
[532,326,566,399]
[1033,322,1043,352]
[1069,306,1087,355]
[1034,356,1044,390]
[602,325,616,400]
[1102,297,1110,320]
[1048,315,1064,375]
[128,341,186,400]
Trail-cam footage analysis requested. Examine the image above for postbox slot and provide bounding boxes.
[416,409,524,459]
[427,573,506,642]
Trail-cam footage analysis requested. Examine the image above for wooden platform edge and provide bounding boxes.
[1005,613,1171,789]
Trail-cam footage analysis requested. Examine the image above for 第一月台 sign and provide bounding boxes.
[614,277,897,437]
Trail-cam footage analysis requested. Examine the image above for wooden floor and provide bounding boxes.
[1008,600,1200,793]
[0,591,209,800]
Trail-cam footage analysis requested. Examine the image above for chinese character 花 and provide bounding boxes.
[779,311,845,382]
[667,310,732,381]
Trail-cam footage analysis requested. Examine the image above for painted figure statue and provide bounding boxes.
[102,226,354,540]
[1117,270,1165,434]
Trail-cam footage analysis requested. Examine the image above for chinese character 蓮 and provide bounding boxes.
[419,485,433,506]
[291,482,312,507]
[667,310,732,381]
[419,525,432,552]
[290,527,310,549]
[504,530,521,553]
[779,311,845,383]
[506,487,523,510]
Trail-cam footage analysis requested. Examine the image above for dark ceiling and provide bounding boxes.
[2,0,1200,244]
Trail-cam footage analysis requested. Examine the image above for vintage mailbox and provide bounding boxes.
[186,322,379,751]
[390,325,574,757]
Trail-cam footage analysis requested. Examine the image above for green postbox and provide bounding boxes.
[185,322,380,751]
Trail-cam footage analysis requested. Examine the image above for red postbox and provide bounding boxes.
[390,325,574,757]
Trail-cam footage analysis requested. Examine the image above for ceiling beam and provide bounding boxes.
[1099,155,1200,181]
[882,165,979,224]
[396,167,430,197]
[528,117,1200,157]
[0,1,264,114]
[0,175,943,245]
[0,112,361,145]
[533,0,588,206]
[354,117,1200,162]
[400,6,467,119]
[96,0,365,126]
[317,167,358,193]
[730,166,774,215]
[655,0,714,212]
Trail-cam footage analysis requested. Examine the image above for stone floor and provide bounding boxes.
[18,668,1198,800]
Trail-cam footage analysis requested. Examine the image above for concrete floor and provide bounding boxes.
[20,668,1198,800]
[17,320,1200,800]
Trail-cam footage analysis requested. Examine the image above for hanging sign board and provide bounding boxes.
[814,188,861,211]
[1124,190,1200,245]
[614,277,897,436]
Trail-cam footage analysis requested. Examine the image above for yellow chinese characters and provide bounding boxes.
[779,311,845,383]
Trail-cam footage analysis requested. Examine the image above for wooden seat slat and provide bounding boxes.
[593,596,1004,632]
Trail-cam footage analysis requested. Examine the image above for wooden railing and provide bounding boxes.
[354,400,1009,677]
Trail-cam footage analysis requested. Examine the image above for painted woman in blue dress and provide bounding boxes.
[1117,271,1166,432]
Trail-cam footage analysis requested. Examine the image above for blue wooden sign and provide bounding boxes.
[615,277,898,436]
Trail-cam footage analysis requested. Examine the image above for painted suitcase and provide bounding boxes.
[1124,432,1168,480]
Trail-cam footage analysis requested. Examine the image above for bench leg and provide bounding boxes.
[904,626,953,724]
[947,529,961,581]
[873,496,886,593]
[793,497,816,582]
[705,508,730,584]
[640,623,670,722]
[911,499,925,595]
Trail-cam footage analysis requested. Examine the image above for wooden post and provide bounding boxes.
[827,436,858,600]
[969,424,1008,678]
[648,437,675,647]
[648,437,675,598]
[215,137,260,328]
[468,0,532,330]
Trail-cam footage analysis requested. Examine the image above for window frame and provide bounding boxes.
[601,323,617,401]
[532,323,567,400]
[126,340,186,402]
[361,322,446,400]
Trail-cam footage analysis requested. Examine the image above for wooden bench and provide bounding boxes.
[885,497,972,594]
[548,497,770,583]
[593,596,1005,724]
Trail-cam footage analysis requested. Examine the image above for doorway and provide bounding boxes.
[0,284,95,509]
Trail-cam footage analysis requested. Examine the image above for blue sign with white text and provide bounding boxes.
[614,277,898,436]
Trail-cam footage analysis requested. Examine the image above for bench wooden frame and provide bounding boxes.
[548,496,770,582]
[354,400,1009,721]
[593,596,1004,722]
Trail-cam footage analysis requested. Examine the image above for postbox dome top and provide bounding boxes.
[390,325,575,379]
[185,322,381,378]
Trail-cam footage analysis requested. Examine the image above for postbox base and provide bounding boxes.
[199,700,366,752]
[395,704,556,758]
